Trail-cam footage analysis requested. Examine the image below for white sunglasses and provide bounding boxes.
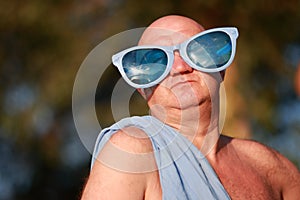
[112,27,239,88]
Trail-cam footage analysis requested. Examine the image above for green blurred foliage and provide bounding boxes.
[1,0,300,199]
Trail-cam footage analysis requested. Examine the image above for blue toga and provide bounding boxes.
[91,115,230,200]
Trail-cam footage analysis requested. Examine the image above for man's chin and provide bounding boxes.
[171,98,207,110]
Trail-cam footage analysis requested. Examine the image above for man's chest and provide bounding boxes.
[145,169,280,200]
[213,161,281,200]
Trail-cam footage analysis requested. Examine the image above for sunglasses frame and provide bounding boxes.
[112,27,239,88]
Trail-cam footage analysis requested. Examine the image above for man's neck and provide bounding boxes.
[150,101,220,157]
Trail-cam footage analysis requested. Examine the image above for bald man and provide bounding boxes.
[81,15,300,199]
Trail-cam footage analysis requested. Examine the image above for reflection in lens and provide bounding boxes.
[187,31,232,69]
[122,49,167,84]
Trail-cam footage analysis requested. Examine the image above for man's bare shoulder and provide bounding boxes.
[228,136,297,169]
[224,135,300,197]
[96,126,158,173]
[108,126,154,153]
[82,126,160,199]
[229,136,281,162]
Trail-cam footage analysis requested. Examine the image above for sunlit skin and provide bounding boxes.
[81,15,300,199]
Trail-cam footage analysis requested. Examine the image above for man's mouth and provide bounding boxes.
[170,80,197,90]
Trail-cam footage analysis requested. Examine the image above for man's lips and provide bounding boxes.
[170,80,197,89]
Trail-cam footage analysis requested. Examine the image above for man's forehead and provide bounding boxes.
[138,27,202,46]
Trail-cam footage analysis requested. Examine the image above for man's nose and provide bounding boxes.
[170,52,193,76]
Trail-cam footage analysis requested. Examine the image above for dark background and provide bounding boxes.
[1,0,300,199]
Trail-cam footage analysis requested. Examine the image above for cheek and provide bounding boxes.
[197,73,221,97]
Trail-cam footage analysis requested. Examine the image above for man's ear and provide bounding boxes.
[137,88,154,100]
[220,70,226,81]
[137,88,147,99]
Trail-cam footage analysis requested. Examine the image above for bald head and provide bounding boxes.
[139,15,205,46]
[148,15,204,34]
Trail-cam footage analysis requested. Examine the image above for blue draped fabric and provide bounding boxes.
[91,116,230,200]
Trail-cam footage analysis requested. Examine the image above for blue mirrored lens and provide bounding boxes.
[122,49,168,84]
[187,31,232,69]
